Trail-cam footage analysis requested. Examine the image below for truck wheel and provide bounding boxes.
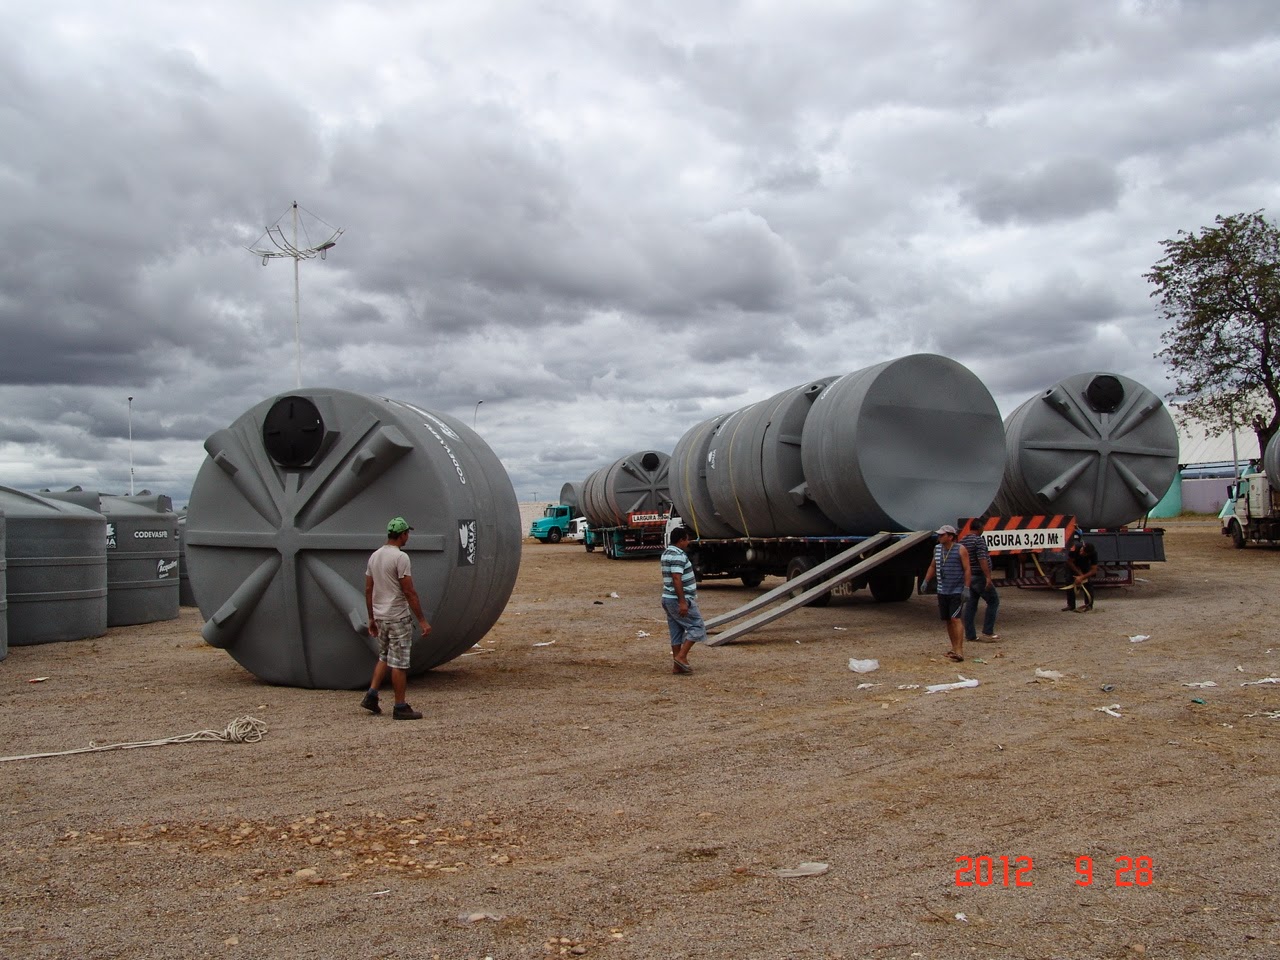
[869,573,915,603]
[786,556,830,607]
[1230,520,1246,549]
[548,527,562,544]
[585,541,595,553]
[740,572,765,588]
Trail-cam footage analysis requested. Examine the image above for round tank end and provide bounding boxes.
[262,396,325,467]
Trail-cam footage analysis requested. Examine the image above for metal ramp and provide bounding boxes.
[704,530,934,646]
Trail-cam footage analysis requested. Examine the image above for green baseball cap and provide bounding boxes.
[387,516,413,534]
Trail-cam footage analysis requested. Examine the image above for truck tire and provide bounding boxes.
[740,571,765,588]
[585,541,595,553]
[1230,520,1246,549]
[548,527,562,544]
[786,556,831,607]
[868,573,915,603]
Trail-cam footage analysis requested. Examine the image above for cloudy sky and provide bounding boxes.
[2,0,1277,508]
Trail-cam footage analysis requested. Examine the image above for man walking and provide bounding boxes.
[661,526,706,674]
[961,523,1000,642]
[361,516,431,719]
[922,524,971,662]
[1063,530,1099,612]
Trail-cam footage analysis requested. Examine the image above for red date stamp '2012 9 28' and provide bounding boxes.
[953,855,1154,887]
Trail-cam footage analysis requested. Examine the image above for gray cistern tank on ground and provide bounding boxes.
[800,355,1007,533]
[185,389,521,689]
[995,372,1179,529]
[580,451,671,528]
[0,511,7,660]
[41,489,181,627]
[0,487,107,645]
[177,509,197,607]
[669,413,738,539]
[704,378,843,538]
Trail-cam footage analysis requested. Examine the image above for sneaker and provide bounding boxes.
[360,691,381,715]
[393,703,424,721]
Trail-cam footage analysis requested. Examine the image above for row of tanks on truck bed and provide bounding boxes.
[545,355,1186,603]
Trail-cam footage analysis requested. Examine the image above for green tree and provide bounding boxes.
[1148,210,1280,460]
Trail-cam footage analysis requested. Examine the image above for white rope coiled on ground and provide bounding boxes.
[0,716,267,763]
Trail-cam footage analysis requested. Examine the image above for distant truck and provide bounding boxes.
[584,511,669,558]
[529,504,587,544]
[1221,473,1280,547]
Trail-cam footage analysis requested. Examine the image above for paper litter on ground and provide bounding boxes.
[636,630,650,638]
[1128,634,1150,643]
[1094,703,1123,717]
[1181,681,1217,688]
[1034,668,1066,681]
[896,684,920,690]
[855,682,879,690]
[847,658,879,674]
[1240,676,1280,686]
[771,861,829,878]
[925,676,979,694]
[532,640,556,647]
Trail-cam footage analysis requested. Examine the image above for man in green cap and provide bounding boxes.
[361,517,431,719]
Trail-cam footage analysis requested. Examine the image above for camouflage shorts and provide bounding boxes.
[376,616,414,670]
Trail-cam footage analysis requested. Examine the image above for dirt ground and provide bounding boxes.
[1,521,1277,960]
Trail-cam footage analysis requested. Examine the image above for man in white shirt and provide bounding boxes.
[361,516,432,720]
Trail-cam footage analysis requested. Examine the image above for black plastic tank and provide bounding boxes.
[995,372,1179,528]
[705,378,842,537]
[801,355,1006,532]
[185,389,521,689]
[580,451,671,528]
[669,413,739,539]
[0,487,108,645]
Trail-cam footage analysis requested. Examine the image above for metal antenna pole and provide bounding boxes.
[247,201,343,391]
[473,399,484,427]
[127,396,135,496]
[292,202,302,387]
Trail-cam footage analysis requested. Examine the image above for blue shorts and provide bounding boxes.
[376,616,414,669]
[662,597,707,646]
[937,592,964,621]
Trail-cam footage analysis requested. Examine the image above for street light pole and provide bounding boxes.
[473,399,484,427]
[127,396,135,496]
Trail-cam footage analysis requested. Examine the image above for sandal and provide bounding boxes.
[673,659,693,674]
[944,651,964,662]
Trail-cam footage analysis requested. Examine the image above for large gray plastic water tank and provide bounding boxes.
[177,509,197,607]
[0,510,7,660]
[669,413,739,539]
[995,372,1179,528]
[580,451,671,528]
[0,487,108,645]
[185,389,521,689]
[801,355,1006,533]
[40,489,181,626]
[558,482,584,519]
[1265,431,1280,492]
[705,378,842,537]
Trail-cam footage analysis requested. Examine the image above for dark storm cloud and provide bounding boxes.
[961,159,1123,226]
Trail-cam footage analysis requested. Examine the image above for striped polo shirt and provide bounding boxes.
[661,544,697,600]
[933,542,967,595]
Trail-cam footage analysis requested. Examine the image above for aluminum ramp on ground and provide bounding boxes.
[704,530,934,646]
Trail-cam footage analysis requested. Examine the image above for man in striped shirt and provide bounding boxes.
[961,523,1001,642]
[661,526,706,674]
[922,524,971,662]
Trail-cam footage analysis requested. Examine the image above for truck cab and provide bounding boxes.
[530,503,574,543]
[1222,473,1280,547]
